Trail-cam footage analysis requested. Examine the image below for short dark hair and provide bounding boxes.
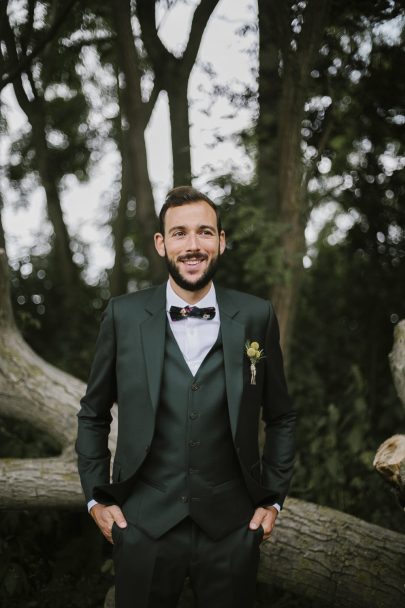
[159,186,222,234]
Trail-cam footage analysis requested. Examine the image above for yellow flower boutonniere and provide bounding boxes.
[245,340,265,385]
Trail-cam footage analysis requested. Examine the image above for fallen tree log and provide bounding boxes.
[0,248,117,508]
[389,319,405,410]
[374,435,405,508]
[373,321,405,507]
[259,497,405,608]
[1,249,405,608]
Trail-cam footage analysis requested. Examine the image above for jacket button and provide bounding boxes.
[191,383,200,391]
[189,440,200,447]
[145,444,150,453]
[180,496,188,503]
[189,411,199,420]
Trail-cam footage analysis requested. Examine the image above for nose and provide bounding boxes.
[185,232,200,251]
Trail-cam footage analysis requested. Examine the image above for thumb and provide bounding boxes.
[110,506,128,528]
[115,513,128,528]
[249,517,262,530]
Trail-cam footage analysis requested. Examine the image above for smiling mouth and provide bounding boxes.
[178,255,208,267]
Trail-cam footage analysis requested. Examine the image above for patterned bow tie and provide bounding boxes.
[169,305,216,321]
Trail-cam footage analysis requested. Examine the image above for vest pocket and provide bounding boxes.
[138,475,167,493]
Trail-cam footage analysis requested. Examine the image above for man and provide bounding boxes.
[76,186,295,608]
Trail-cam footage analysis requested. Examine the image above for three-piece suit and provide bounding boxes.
[76,282,296,607]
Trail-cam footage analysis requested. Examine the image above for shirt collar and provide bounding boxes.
[166,280,217,310]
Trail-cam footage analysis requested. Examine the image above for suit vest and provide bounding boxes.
[121,323,255,540]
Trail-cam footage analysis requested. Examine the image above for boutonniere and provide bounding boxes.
[245,340,265,385]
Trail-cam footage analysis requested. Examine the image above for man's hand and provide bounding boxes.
[249,506,278,541]
[90,503,127,544]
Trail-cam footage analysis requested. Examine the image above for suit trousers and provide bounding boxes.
[112,516,263,608]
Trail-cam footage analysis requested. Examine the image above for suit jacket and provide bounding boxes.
[76,282,296,510]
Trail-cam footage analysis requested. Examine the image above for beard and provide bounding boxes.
[165,250,220,292]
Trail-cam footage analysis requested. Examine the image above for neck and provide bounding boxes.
[169,277,212,304]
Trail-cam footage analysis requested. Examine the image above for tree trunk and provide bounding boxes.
[258,0,330,356]
[111,0,165,284]
[1,9,81,298]
[30,102,81,297]
[110,82,133,297]
[0,190,6,252]
[137,0,220,186]
[167,80,192,185]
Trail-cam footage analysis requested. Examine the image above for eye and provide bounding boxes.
[172,230,185,237]
[201,229,214,236]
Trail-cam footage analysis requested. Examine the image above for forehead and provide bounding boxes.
[164,200,217,230]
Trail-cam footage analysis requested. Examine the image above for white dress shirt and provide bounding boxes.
[166,281,220,376]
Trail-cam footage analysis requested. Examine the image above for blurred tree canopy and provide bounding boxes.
[0,0,404,606]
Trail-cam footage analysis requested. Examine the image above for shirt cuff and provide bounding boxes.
[266,502,281,512]
[87,499,98,512]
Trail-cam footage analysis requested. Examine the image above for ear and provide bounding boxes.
[219,230,226,255]
[154,232,166,258]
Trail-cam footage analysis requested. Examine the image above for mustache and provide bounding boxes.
[177,253,208,262]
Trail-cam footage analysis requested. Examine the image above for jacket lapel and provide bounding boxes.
[216,287,245,439]
[140,283,167,414]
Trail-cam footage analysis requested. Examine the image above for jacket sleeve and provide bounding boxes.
[260,303,296,509]
[76,300,117,503]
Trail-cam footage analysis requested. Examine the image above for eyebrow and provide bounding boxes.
[168,224,217,234]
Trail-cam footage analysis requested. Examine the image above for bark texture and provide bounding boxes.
[389,319,405,410]
[258,498,405,608]
[374,434,405,508]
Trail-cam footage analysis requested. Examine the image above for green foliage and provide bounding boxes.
[0,416,60,458]
[10,247,105,380]
[0,510,112,608]
[289,227,405,532]
[213,178,289,298]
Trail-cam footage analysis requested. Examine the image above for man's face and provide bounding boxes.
[154,200,226,293]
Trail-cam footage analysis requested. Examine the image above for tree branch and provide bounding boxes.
[0,0,80,91]
[181,0,221,74]
[136,0,172,70]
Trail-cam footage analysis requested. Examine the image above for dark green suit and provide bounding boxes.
[76,283,295,607]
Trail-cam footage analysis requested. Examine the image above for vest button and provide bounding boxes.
[189,411,199,420]
[189,440,200,447]
[191,383,200,391]
[180,496,188,503]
